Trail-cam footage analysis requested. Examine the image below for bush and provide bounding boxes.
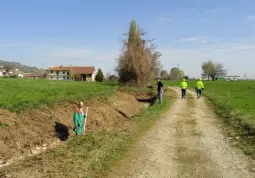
[109,75,118,81]
[10,75,18,78]
[95,69,104,82]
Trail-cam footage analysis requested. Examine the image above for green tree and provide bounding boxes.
[170,68,184,80]
[95,69,104,82]
[160,70,168,80]
[202,60,227,81]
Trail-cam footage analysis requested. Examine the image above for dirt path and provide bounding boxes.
[108,87,255,178]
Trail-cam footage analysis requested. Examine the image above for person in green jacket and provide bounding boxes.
[73,101,86,135]
[195,78,204,99]
[180,79,188,99]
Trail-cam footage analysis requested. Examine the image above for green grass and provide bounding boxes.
[164,80,255,157]
[0,89,174,178]
[0,78,116,112]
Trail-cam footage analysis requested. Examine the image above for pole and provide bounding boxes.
[84,107,89,133]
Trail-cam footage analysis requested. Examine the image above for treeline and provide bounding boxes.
[160,68,187,80]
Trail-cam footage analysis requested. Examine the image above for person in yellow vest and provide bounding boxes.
[180,79,188,99]
[195,78,204,99]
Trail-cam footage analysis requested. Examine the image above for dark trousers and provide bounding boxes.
[181,89,186,98]
[196,89,202,97]
[158,91,163,104]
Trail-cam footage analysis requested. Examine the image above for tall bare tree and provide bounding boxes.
[116,20,161,87]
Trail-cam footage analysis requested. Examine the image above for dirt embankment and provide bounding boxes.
[0,92,148,165]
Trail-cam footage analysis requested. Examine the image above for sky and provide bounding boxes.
[1,0,255,78]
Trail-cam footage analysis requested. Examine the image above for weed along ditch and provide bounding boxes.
[0,82,171,177]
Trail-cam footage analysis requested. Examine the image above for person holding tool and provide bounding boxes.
[73,101,88,135]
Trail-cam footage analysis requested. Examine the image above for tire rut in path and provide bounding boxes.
[108,87,255,178]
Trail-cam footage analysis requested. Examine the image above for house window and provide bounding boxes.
[63,77,65,80]
[57,71,59,75]
[51,71,53,74]
[67,77,69,80]
[67,72,69,75]
[63,71,65,74]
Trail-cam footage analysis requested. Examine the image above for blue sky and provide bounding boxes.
[1,0,255,78]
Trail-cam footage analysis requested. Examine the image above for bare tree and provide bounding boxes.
[105,72,111,80]
[202,60,227,80]
[116,20,161,87]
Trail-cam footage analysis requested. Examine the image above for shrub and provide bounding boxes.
[95,69,104,82]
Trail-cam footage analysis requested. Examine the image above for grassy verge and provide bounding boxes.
[204,89,255,158]
[0,88,174,177]
[164,80,255,158]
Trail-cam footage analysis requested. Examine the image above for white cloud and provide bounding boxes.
[204,8,226,13]
[41,48,91,57]
[155,15,174,23]
[246,15,255,21]
[231,45,255,50]
[181,36,206,42]
[212,39,220,42]
[210,43,255,51]
[196,18,209,22]
[181,36,220,44]
[0,43,28,47]
[162,12,172,16]
[91,53,119,61]
[227,17,237,20]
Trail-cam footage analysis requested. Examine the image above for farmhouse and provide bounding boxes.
[216,75,240,81]
[23,73,44,79]
[45,65,95,81]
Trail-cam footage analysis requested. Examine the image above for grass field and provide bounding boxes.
[0,78,115,112]
[164,80,255,156]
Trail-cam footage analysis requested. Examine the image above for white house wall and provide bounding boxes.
[47,70,71,80]
[46,69,95,81]
[91,73,95,82]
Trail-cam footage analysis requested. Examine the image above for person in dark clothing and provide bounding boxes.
[157,78,164,104]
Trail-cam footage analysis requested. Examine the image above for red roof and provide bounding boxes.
[46,66,71,71]
[46,66,95,75]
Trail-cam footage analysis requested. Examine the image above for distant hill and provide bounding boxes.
[0,60,43,74]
